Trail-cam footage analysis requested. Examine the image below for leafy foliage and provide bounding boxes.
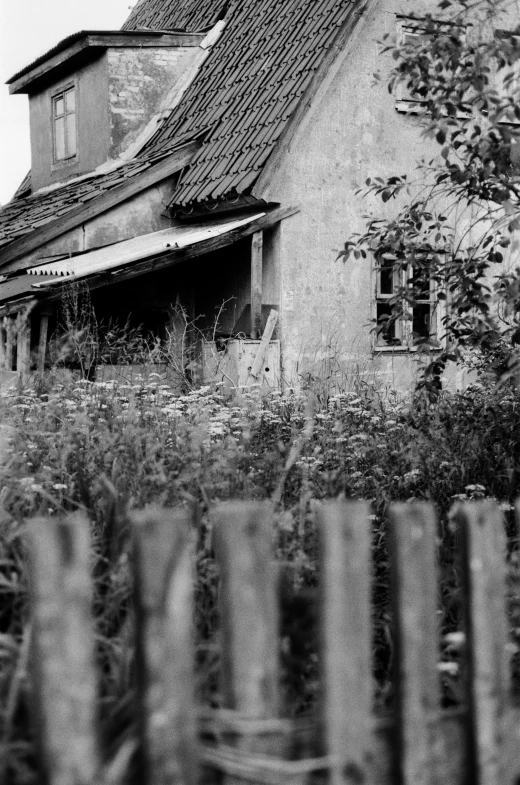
[339,0,520,384]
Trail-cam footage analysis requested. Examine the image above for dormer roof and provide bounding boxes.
[7,30,204,95]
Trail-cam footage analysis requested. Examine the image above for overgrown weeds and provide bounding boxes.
[0,374,519,782]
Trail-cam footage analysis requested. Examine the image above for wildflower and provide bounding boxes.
[437,662,459,676]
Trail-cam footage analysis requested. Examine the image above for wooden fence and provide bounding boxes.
[20,501,520,785]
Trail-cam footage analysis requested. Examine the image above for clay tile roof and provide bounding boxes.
[123,0,230,33]
[125,0,356,208]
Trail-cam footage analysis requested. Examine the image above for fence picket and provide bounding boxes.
[133,506,198,785]
[213,501,283,785]
[317,501,373,785]
[21,498,520,785]
[389,503,442,785]
[456,501,510,785]
[27,514,100,785]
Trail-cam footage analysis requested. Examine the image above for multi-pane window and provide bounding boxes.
[375,259,437,349]
[53,87,77,162]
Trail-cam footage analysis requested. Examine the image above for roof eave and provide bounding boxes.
[8,30,204,95]
[0,139,202,274]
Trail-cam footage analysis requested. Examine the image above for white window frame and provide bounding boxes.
[52,84,77,164]
[373,257,442,352]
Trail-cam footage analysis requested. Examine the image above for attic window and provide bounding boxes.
[53,86,77,162]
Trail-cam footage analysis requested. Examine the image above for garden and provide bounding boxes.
[0,366,519,782]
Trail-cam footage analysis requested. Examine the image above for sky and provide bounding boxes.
[0,0,135,205]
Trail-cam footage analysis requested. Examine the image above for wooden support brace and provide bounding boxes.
[251,231,263,339]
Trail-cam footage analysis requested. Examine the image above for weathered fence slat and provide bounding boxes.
[457,501,510,785]
[133,506,198,785]
[28,514,100,785]
[389,503,442,785]
[213,501,283,785]
[213,502,279,720]
[317,501,374,785]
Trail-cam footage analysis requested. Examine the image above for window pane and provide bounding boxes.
[66,112,77,157]
[55,116,65,160]
[379,262,394,295]
[65,88,75,113]
[412,303,431,341]
[377,302,398,344]
[411,266,431,299]
[54,97,64,117]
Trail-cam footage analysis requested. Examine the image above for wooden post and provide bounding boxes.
[16,311,31,375]
[389,503,442,785]
[27,513,100,785]
[251,231,263,339]
[38,311,50,372]
[454,501,510,785]
[317,501,373,785]
[5,317,14,371]
[0,318,5,370]
[133,506,198,785]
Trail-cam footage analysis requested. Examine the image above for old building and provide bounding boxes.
[0,0,451,389]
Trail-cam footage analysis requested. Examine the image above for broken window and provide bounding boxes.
[375,257,438,350]
[53,86,77,162]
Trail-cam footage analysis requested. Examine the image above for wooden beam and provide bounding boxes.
[37,312,50,372]
[16,312,32,375]
[5,318,14,372]
[0,140,202,272]
[38,206,300,303]
[251,231,263,339]
[0,320,5,371]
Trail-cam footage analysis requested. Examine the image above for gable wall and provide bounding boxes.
[263,0,468,390]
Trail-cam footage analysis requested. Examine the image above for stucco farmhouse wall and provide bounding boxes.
[264,0,464,390]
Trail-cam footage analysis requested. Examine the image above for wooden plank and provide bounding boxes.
[251,231,263,339]
[455,501,510,785]
[0,140,202,272]
[213,502,279,720]
[37,312,50,372]
[249,309,278,381]
[40,206,300,303]
[389,503,442,785]
[133,506,198,785]
[317,501,373,785]
[27,513,100,785]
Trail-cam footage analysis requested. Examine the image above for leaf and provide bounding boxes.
[436,127,447,145]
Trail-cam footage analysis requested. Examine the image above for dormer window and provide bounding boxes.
[53,86,77,162]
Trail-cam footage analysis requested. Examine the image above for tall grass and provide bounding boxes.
[0,371,519,782]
